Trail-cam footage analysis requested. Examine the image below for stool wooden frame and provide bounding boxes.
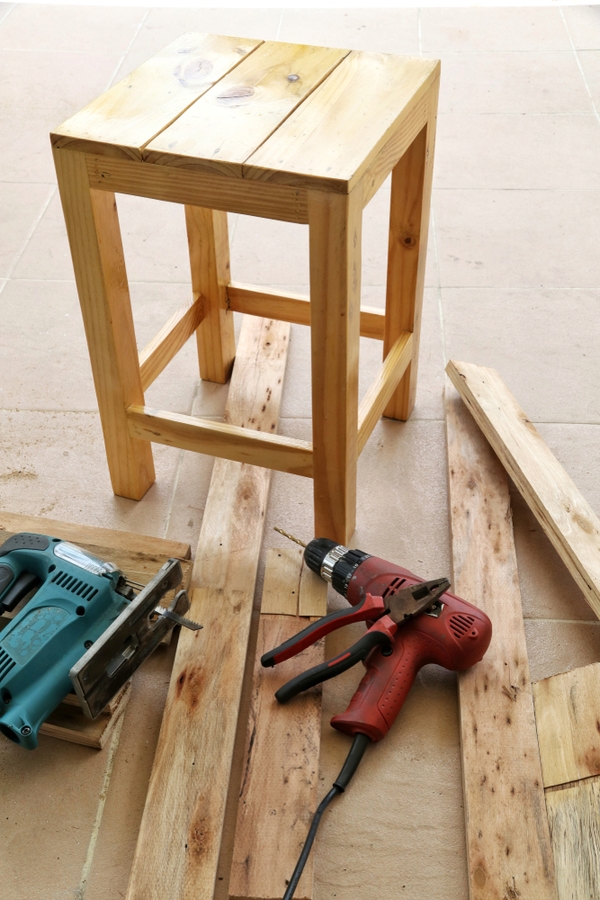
[52,34,440,543]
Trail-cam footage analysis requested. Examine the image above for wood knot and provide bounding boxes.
[216,85,255,105]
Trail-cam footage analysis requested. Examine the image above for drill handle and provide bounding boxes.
[274,619,395,704]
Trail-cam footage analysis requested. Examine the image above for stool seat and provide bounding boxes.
[52,33,440,543]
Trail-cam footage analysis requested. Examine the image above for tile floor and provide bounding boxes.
[1,4,600,899]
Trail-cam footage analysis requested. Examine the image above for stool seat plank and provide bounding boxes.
[51,32,262,160]
[243,52,439,193]
[144,41,349,178]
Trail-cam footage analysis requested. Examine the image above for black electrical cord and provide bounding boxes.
[282,733,371,900]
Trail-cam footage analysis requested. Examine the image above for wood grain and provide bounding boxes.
[229,543,327,900]
[125,315,290,900]
[545,782,600,900]
[145,42,349,176]
[445,385,557,900]
[52,33,262,159]
[139,296,205,391]
[357,330,413,454]
[447,359,600,620]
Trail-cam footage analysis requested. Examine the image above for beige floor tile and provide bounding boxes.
[563,6,600,50]
[0,108,58,183]
[428,50,593,115]
[0,4,14,25]
[435,113,600,190]
[578,50,600,106]
[11,191,72,281]
[442,288,600,423]
[1,49,121,117]
[525,620,600,683]
[0,410,182,538]
[435,191,600,289]
[0,4,146,53]
[421,7,570,52]
[278,8,420,54]
[0,182,54,278]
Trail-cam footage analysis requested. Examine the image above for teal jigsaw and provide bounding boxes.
[0,532,200,750]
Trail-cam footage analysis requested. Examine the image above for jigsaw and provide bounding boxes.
[0,532,200,750]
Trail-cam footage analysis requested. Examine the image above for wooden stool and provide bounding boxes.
[52,34,440,544]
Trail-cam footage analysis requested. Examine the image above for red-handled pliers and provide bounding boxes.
[261,576,450,703]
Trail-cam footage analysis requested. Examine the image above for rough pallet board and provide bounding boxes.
[229,549,327,900]
[533,664,600,899]
[445,385,557,899]
[39,681,132,749]
[126,315,290,900]
[446,359,600,620]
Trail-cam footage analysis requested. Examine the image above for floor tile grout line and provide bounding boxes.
[418,7,422,57]
[429,204,447,368]
[275,7,284,41]
[3,184,56,283]
[559,6,600,125]
[0,3,17,25]
[104,7,150,91]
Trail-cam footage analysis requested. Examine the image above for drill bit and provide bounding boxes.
[273,527,307,548]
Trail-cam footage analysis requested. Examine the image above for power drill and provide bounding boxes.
[0,532,199,750]
[263,532,492,899]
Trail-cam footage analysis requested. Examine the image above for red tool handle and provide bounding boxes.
[331,594,492,742]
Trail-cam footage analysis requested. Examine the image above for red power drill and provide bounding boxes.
[262,534,492,899]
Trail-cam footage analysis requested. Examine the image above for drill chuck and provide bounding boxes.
[304,539,370,598]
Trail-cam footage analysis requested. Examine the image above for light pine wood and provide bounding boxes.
[260,547,304,614]
[53,148,155,500]
[244,52,439,193]
[447,359,600,620]
[186,206,235,383]
[126,406,313,476]
[357,330,413,454]
[39,682,132,749]
[52,33,262,159]
[86,154,310,224]
[383,79,439,421]
[139,296,205,391]
[533,663,600,789]
[125,316,289,900]
[229,544,327,900]
[445,385,557,900]
[226,282,386,340]
[145,42,349,176]
[308,187,362,543]
[545,781,600,900]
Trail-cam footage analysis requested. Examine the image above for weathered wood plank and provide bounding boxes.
[445,385,557,900]
[125,316,290,900]
[229,545,327,900]
[545,782,600,900]
[52,33,262,159]
[447,359,600,621]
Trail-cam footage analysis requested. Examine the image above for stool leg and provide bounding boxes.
[53,148,155,499]
[383,80,439,421]
[308,189,362,544]
[185,206,235,384]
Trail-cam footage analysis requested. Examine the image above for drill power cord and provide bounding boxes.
[282,733,371,900]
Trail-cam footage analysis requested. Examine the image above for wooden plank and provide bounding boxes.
[308,187,362,543]
[39,682,132,749]
[86,154,309,224]
[383,78,438,422]
[298,563,327,618]
[53,148,155,500]
[229,547,327,900]
[51,33,262,159]
[357,330,413,455]
[126,315,290,900]
[243,51,439,193]
[226,282,386,340]
[145,42,349,176]
[260,547,303,614]
[445,385,557,900]
[446,359,600,621]
[533,663,600,789]
[545,781,600,900]
[186,206,235,384]
[126,405,314,477]
[139,296,205,391]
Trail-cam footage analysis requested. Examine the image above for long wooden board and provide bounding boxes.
[533,664,600,899]
[229,549,327,900]
[125,316,290,900]
[446,359,600,620]
[445,385,557,899]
